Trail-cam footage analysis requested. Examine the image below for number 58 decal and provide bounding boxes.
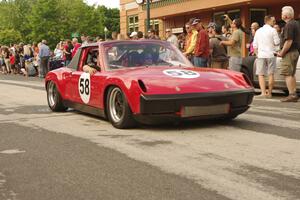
[163,69,200,78]
[78,73,91,104]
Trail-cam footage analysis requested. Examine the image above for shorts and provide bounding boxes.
[229,57,242,72]
[255,57,276,76]
[280,50,299,76]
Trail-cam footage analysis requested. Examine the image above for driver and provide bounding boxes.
[83,51,100,75]
[143,52,153,66]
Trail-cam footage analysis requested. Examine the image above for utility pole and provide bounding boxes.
[146,0,151,32]
[104,27,108,41]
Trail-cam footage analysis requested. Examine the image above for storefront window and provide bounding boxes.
[213,11,226,26]
[213,10,240,26]
[145,19,160,32]
[250,8,267,27]
[128,15,139,33]
[150,19,159,31]
[228,9,241,20]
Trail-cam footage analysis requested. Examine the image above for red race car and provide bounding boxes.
[45,40,254,128]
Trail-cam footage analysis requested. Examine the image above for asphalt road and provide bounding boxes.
[0,74,299,200]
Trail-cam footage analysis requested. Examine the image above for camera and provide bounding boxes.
[222,15,228,20]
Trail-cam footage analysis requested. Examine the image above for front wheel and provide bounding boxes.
[106,87,136,129]
[47,81,67,112]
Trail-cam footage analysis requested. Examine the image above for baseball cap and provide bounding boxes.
[208,22,217,29]
[166,28,171,32]
[130,31,138,37]
[191,18,201,25]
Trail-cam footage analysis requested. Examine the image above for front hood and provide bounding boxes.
[115,66,250,95]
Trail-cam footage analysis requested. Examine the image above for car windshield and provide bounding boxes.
[104,42,192,70]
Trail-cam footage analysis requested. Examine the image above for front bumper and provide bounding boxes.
[138,89,254,119]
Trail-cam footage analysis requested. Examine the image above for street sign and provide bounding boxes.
[71,32,80,38]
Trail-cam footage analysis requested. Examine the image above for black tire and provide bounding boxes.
[47,81,67,112]
[283,90,289,96]
[217,114,238,123]
[106,87,136,129]
[241,66,253,83]
[224,114,238,121]
[283,90,300,96]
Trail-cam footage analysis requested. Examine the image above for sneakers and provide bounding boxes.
[280,94,299,102]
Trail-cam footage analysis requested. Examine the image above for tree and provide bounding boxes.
[104,8,120,37]
[0,29,22,45]
[0,0,120,47]
[27,0,62,48]
[0,0,35,43]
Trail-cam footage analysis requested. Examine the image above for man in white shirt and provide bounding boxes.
[166,29,179,48]
[253,15,280,98]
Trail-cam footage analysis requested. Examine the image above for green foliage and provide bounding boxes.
[0,0,120,48]
[0,29,22,45]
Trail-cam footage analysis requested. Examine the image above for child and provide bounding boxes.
[9,51,16,74]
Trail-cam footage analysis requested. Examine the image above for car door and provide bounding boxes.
[63,48,82,101]
[67,46,105,108]
[86,48,106,109]
[67,47,92,105]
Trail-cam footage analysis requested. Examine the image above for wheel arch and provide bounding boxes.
[102,78,141,114]
[103,84,137,128]
[103,84,116,118]
[45,79,63,96]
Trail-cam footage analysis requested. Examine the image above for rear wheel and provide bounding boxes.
[106,87,136,129]
[47,81,67,112]
[283,90,290,96]
[284,90,300,96]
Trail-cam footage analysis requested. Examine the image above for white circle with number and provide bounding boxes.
[78,73,91,104]
[163,69,200,79]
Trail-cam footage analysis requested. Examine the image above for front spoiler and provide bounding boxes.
[138,89,254,120]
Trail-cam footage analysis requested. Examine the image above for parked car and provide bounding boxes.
[241,55,300,94]
[45,40,254,129]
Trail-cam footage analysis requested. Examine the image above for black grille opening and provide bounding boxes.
[138,80,147,92]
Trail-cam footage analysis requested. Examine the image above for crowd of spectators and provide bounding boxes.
[0,35,98,78]
[87,5,299,102]
[0,6,299,101]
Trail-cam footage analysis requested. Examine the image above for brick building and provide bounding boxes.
[120,0,299,54]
